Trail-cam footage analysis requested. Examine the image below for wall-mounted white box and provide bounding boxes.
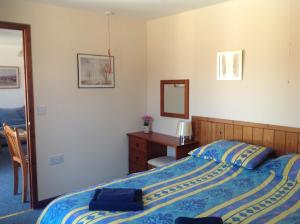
[49,154,64,166]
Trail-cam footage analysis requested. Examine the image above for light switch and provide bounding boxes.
[37,105,47,115]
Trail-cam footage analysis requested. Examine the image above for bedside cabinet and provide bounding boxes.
[127,132,199,174]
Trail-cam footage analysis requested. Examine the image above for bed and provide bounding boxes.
[37,116,300,224]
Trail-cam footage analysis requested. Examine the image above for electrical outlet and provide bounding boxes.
[49,154,64,166]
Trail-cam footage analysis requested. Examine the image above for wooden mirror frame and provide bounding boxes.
[160,79,189,119]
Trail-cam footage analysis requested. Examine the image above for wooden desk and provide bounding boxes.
[127,131,199,174]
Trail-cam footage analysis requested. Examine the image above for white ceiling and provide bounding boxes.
[28,0,230,19]
[0,29,23,46]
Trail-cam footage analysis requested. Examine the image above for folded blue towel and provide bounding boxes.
[175,217,223,224]
[97,188,137,202]
[89,188,143,211]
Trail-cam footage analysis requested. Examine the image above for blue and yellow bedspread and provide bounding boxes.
[37,157,300,224]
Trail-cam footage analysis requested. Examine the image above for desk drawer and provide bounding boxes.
[130,149,147,166]
[129,137,147,152]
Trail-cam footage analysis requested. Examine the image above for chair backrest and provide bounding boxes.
[3,123,26,165]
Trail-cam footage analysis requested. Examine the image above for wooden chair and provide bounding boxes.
[3,124,28,202]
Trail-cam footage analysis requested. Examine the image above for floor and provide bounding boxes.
[0,209,42,224]
[0,146,41,223]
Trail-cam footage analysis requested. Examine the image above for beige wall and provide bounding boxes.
[0,42,25,108]
[147,0,300,137]
[0,0,146,200]
[1,0,299,201]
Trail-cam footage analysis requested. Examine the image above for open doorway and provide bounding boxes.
[0,28,30,215]
[0,21,38,215]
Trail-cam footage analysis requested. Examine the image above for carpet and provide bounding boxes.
[0,209,42,224]
[0,146,30,217]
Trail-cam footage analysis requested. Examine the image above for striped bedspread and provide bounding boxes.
[37,157,300,224]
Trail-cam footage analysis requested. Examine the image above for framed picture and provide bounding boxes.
[0,66,20,89]
[77,54,115,88]
[217,50,243,80]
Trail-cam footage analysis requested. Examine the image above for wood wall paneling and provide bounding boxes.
[205,121,211,145]
[298,134,300,153]
[194,120,201,142]
[286,133,298,153]
[253,128,263,146]
[234,125,243,141]
[209,122,215,142]
[200,121,208,145]
[216,123,225,140]
[224,124,234,140]
[274,131,286,155]
[242,127,253,144]
[263,129,275,148]
[192,116,300,156]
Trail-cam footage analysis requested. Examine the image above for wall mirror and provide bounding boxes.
[160,79,189,119]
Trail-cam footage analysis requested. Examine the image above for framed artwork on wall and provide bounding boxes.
[0,66,20,89]
[217,50,243,80]
[77,54,115,88]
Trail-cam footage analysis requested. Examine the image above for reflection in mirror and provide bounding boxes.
[160,80,189,119]
[164,84,185,114]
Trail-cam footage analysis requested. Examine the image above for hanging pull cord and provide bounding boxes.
[108,48,112,74]
[107,13,112,74]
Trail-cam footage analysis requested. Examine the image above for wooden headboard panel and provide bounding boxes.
[192,116,300,156]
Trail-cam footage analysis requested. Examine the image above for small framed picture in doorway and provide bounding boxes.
[0,66,20,89]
